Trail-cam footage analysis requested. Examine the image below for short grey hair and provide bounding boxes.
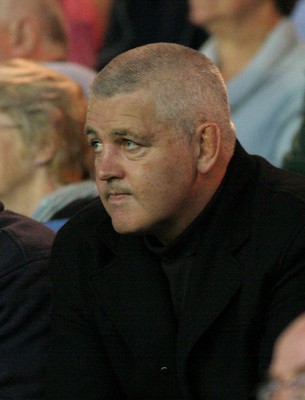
[91,42,236,151]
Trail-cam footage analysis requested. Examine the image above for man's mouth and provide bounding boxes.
[107,192,131,203]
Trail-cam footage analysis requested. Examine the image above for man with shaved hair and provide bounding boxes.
[45,43,305,400]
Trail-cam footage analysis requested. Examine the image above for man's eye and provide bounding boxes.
[90,140,103,153]
[123,139,139,150]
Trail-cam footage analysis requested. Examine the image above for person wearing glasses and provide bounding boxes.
[0,58,97,231]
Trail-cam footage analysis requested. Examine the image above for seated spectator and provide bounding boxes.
[0,200,54,398]
[0,59,97,230]
[0,0,97,96]
[58,0,113,69]
[44,42,305,400]
[257,313,305,400]
[188,0,305,167]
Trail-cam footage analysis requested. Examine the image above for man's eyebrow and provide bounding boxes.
[111,128,135,137]
[85,126,97,136]
[90,127,141,137]
[85,127,145,141]
[268,365,305,381]
[294,365,305,376]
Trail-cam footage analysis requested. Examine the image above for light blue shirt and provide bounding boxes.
[200,19,305,167]
[293,0,305,40]
[31,180,98,223]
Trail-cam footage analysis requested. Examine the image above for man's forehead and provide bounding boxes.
[88,91,155,115]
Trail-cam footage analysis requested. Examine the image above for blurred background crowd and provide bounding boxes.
[0,0,305,231]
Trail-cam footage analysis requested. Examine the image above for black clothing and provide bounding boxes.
[45,143,305,399]
[0,201,54,399]
[97,0,208,69]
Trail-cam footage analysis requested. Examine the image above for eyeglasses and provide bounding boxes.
[0,125,22,129]
[257,372,305,400]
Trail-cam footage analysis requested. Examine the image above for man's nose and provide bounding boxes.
[95,147,124,181]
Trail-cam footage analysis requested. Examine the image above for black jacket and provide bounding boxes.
[45,143,305,399]
[0,203,54,399]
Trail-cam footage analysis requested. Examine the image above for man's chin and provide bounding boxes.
[111,218,150,236]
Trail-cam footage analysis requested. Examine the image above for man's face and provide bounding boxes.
[86,90,203,244]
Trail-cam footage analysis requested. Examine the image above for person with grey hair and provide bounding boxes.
[188,0,305,168]
[0,58,97,230]
[0,0,96,97]
[44,43,305,399]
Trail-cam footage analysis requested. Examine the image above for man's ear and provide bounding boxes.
[34,134,58,167]
[196,122,221,174]
[9,17,37,58]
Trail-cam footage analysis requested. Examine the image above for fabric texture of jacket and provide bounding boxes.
[45,143,305,399]
[0,202,54,399]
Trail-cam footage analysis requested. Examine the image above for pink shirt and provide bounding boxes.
[58,0,107,68]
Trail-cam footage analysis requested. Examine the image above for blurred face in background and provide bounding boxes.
[188,0,264,30]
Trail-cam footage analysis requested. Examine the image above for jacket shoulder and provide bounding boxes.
[55,197,110,239]
[0,210,55,276]
[257,157,305,207]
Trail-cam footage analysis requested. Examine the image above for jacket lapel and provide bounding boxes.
[177,242,244,367]
[89,228,177,364]
[89,142,258,376]
[177,143,257,371]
